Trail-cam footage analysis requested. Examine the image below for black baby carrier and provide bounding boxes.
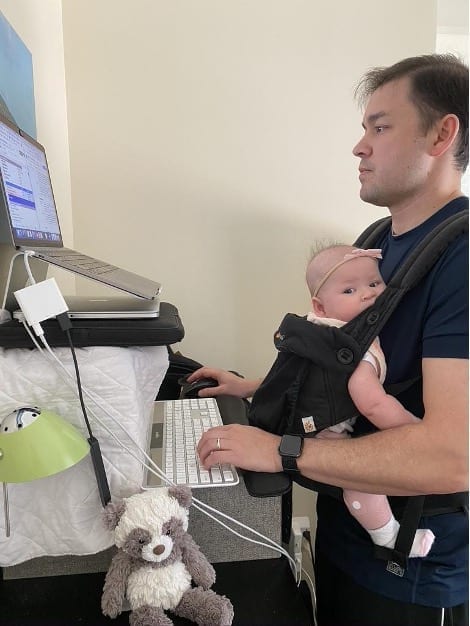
[248,210,469,574]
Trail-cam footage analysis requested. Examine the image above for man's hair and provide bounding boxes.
[355,54,469,172]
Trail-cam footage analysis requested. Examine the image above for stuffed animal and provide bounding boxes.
[101,485,234,626]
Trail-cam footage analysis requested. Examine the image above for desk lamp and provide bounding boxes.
[0,406,89,536]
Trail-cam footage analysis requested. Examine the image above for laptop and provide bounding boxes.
[65,294,160,319]
[0,114,161,303]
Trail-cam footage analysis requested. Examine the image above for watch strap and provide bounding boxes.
[281,455,300,473]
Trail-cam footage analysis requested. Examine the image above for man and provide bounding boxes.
[195,54,468,625]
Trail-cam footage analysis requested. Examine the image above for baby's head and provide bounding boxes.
[306,244,385,322]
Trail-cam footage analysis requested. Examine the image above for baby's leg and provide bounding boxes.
[343,490,394,533]
[343,490,435,558]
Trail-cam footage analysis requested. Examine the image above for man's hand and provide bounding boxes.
[186,367,262,398]
[197,423,282,473]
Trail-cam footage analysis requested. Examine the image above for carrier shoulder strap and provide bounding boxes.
[354,215,391,249]
[344,209,468,353]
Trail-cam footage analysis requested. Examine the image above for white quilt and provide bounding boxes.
[0,344,168,566]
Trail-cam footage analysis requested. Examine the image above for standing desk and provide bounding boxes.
[0,303,314,623]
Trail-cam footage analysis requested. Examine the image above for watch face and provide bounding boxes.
[279,434,303,457]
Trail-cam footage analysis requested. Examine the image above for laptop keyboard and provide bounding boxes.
[37,250,117,275]
[163,398,239,488]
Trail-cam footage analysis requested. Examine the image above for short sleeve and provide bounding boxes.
[422,235,468,359]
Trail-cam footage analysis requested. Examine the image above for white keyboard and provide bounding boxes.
[163,398,239,488]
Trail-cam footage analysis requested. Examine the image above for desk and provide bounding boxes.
[0,558,313,625]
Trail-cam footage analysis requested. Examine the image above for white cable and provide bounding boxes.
[22,251,36,285]
[302,565,315,592]
[26,325,171,489]
[2,252,23,309]
[189,499,295,570]
[301,566,317,626]
[21,321,298,576]
[1,250,38,310]
[301,533,318,622]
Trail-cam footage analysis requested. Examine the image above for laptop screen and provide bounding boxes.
[0,115,63,247]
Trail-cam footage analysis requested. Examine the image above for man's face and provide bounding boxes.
[353,77,432,209]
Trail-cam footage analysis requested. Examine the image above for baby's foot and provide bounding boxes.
[409,529,435,557]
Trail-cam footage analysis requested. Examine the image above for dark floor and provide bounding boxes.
[0,558,314,626]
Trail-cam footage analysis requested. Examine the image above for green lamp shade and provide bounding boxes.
[0,409,89,483]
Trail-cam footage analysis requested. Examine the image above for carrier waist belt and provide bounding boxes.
[389,491,468,517]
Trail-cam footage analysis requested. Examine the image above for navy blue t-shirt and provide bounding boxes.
[315,196,469,608]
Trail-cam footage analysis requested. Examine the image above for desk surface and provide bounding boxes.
[1,558,314,625]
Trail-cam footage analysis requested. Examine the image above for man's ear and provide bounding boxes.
[311,297,326,317]
[429,114,460,159]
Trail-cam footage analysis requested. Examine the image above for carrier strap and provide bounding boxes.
[354,215,391,249]
[345,209,468,353]
[373,492,468,574]
[373,496,426,574]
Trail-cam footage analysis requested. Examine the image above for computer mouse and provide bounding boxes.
[179,376,219,399]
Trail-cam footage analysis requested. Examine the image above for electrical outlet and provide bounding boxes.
[293,516,311,535]
[289,516,311,579]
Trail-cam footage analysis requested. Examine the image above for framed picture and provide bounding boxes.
[0,10,36,138]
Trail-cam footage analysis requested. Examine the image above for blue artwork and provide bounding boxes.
[0,10,36,138]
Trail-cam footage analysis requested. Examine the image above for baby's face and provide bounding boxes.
[314,257,385,322]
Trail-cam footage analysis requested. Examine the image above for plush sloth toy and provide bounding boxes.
[101,485,234,626]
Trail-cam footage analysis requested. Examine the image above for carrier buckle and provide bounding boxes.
[386,560,405,577]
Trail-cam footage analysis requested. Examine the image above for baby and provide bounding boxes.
[306,244,434,558]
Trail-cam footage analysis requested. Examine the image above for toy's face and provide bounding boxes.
[122,516,187,563]
[0,407,41,433]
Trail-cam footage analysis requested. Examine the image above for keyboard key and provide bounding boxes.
[223,468,234,481]
[210,467,223,483]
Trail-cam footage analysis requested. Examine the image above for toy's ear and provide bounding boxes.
[168,485,192,509]
[102,500,126,530]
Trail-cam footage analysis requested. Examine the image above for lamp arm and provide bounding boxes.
[2,482,10,537]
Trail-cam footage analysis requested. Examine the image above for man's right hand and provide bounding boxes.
[186,367,262,398]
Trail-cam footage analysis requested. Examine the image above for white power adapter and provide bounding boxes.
[14,277,69,336]
[289,516,311,579]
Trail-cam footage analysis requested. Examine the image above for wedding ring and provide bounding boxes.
[216,437,221,450]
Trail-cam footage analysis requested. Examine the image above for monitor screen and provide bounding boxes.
[0,116,62,247]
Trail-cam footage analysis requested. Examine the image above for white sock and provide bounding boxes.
[368,516,400,548]
[368,517,435,557]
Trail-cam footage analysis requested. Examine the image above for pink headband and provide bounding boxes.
[312,248,383,297]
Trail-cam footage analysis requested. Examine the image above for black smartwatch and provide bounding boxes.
[278,434,304,473]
